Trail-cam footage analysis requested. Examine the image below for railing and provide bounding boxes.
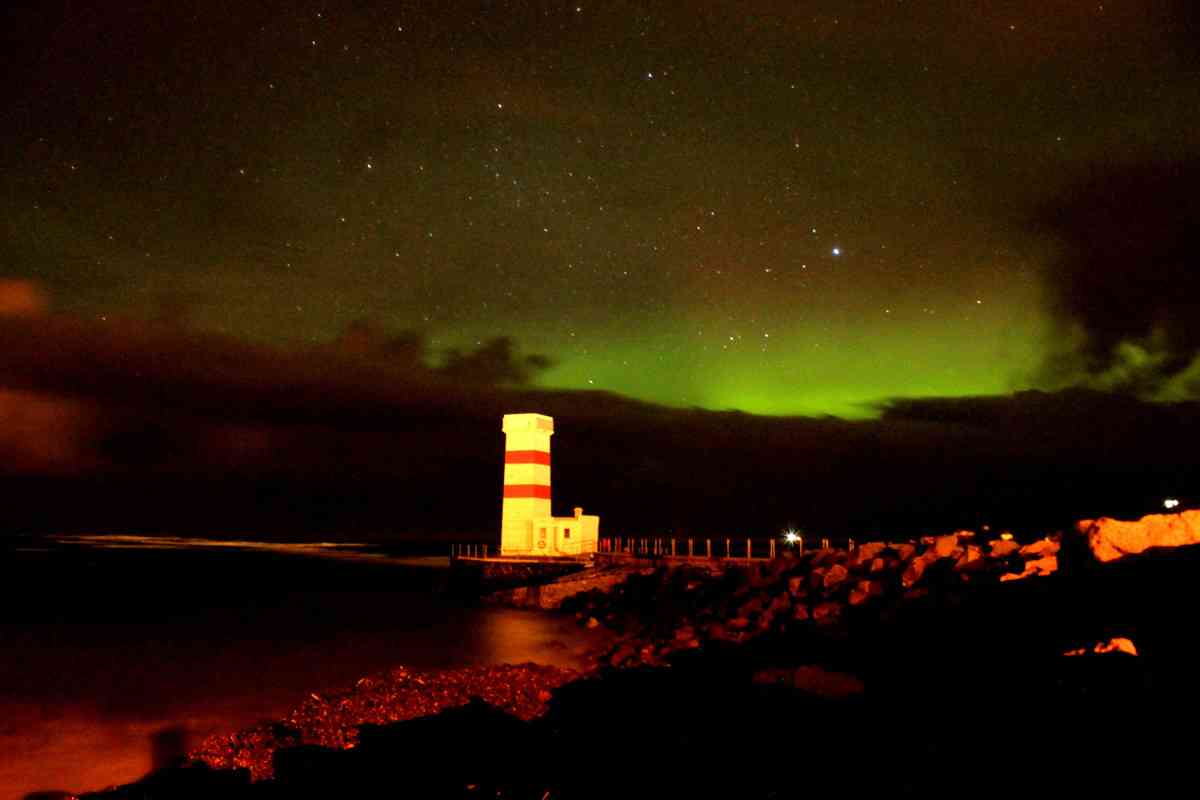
[596,536,863,561]
[451,536,890,562]
[450,543,491,559]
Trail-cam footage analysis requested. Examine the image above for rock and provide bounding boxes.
[1000,555,1058,582]
[1078,510,1200,562]
[792,604,810,622]
[893,543,917,560]
[1064,637,1138,657]
[932,534,960,558]
[738,596,765,617]
[673,625,695,641]
[768,592,791,615]
[849,541,888,567]
[585,617,600,629]
[954,545,986,572]
[787,575,806,597]
[1019,538,1060,558]
[848,579,880,606]
[812,601,842,623]
[751,665,865,699]
[988,539,1020,557]
[822,563,850,590]
[727,616,751,630]
[901,553,937,588]
[790,666,865,699]
[869,557,888,574]
[608,642,637,667]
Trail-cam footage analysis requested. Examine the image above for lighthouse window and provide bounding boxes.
[563,528,571,538]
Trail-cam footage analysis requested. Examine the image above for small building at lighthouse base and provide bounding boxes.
[503,506,599,557]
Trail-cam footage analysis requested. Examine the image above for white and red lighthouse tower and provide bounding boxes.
[500,413,598,556]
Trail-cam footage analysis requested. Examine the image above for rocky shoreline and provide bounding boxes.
[80,509,1200,798]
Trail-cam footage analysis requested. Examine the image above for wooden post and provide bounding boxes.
[484,544,488,558]
[769,539,776,560]
[706,539,712,558]
[725,538,731,558]
[746,539,751,560]
[798,536,804,554]
[821,538,830,550]
[849,538,856,552]
[688,539,694,558]
[671,539,676,557]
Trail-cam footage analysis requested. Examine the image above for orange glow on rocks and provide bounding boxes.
[1079,510,1200,562]
[1064,637,1138,657]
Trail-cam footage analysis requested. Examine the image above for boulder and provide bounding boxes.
[848,579,880,606]
[901,553,938,588]
[738,597,765,617]
[787,576,806,597]
[999,555,1058,582]
[954,545,986,572]
[822,563,850,590]
[988,539,1020,558]
[792,604,810,622]
[892,543,917,560]
[1078,510,1200,562]
[768,592,791,616]
[932,534,960,558]
[812,601,842,623]
[608,642,637,667]
[849,541,888,567]
[868,557,888,574]
[753,666,865,699]
[1019,538,1060,558]
[1064,637,1138,657]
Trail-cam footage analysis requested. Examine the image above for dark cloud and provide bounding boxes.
[3,301,1200,539]
[1032,160,1200,398]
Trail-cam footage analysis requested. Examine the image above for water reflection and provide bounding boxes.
[0,535,607,797]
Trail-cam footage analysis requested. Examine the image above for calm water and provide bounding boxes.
[0,534,605,799]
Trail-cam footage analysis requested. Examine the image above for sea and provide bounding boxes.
[0,533,605,799]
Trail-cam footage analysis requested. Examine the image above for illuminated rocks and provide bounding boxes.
[821,562,850,590]
[932,533,960,558]
[1078,509,1200,562]
[901,552,938,588]
[999,555,1058,582]
[988,539,1021,558]
[190,663,575,781]
[1064,637,1138,657]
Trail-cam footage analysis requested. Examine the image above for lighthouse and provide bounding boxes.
[500,413,599,556]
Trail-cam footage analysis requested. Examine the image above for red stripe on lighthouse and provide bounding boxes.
[503,484,552,499]
[504,450,551,465]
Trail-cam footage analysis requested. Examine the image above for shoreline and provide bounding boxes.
[80,510,1200,797]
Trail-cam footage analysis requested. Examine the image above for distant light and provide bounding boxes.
[831,247,841,256]
[783,530,799,544]
[1164,498,1180,509]
[1000,532,1014,541]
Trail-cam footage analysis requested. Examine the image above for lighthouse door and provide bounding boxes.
[536,526,548,552]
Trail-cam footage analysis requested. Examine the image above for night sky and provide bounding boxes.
[3,1,1197,417]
